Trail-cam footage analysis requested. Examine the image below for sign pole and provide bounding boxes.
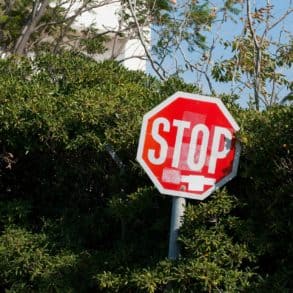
[168,196,186,260]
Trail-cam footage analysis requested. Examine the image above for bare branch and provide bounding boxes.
[4,0,16,13]
[245,0,262,109]
[266,8,293,35]
[246,0,259,49]
[127,0,167,80]
[13,0,50,55]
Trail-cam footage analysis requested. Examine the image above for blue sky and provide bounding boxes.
[148,0,292,107]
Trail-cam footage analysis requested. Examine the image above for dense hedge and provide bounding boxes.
[0,52,292,292]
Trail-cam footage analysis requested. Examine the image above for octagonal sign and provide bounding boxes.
[136,92,240,200]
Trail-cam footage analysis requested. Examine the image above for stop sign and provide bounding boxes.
[137,92,240,200]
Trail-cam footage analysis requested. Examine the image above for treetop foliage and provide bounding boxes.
[1,1,291,108]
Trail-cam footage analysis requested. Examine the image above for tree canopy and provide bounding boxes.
[1,1,291,108]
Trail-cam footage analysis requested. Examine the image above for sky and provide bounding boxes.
[148,0,293,107]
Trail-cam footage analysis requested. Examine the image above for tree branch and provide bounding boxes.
[127,0,167,80]
[13,0,50,55]
[246,0,261,109]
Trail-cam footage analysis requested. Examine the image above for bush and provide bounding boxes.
[0,227,77,292]
[0,52,292,292]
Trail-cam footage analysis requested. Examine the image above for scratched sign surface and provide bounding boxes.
[137,92,241,200]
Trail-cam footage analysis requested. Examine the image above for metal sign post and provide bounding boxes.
[168,196,186,260]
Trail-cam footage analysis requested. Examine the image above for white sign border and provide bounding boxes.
[136,91,241,200]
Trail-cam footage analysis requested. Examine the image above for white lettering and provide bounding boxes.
[148,117,170,165]
[187,124,209,171]
[208,126,232,173]
[172,119,191,168]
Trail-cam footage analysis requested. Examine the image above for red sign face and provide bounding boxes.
[137,92,240,200]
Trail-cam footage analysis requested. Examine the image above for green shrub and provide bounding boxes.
[0,227,77,292]
[0,52,292,292]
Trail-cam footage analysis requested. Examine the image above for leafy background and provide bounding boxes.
[0,52,292,292]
